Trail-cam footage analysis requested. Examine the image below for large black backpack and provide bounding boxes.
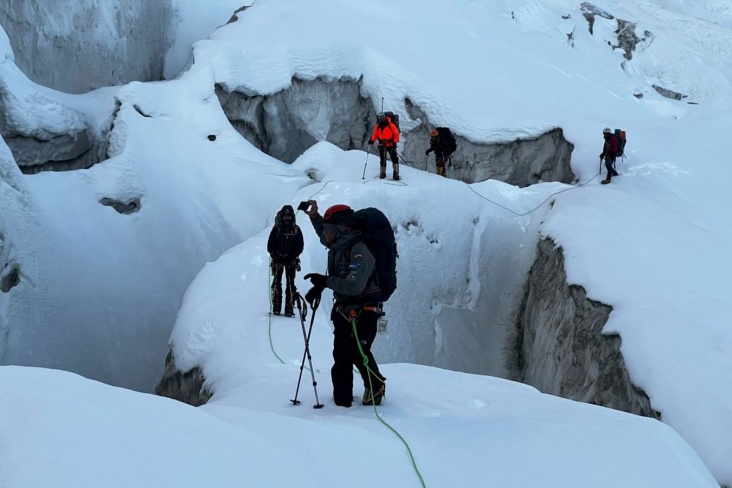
[436,127,457,156]
[383,111,400,131]
[348,207,398,302]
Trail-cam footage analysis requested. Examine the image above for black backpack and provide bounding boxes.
[436,127,457,156]
[383,111,400,131]
[348,207,398,302]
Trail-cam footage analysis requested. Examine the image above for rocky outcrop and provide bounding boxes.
[4,131,94,172]
[100,197,141,215]
[580,2,613,35]
[580,3,652,61]
[0,0,175,94]
[508,238,660,418]
[401,106,574,186]
[0,72,115,173]
[218,77,576,186]
[2,124,110,174]
[652,84,687,101]
[155,351,212,407]
[226,6,250,25]
[0,262,19,293]
[217,77,373,164]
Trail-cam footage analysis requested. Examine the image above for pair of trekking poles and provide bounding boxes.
[288,291,382,409]
[289,291,324,408]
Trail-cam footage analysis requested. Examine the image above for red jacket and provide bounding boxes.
[602,134,619,158]
[370,118,400,146]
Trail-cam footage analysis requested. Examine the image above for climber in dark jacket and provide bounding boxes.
[425,129,450,177]
[600,127,620,184]
[267,205,304,316]
[302,201,386,408]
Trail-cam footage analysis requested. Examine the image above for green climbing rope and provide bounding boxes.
[351,316,427,488]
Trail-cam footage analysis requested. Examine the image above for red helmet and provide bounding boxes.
[323,204,354,224]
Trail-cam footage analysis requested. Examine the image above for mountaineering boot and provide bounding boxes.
[362,381,386,406]
[601,178,611,185]
[392,163,400,181]
[272,286,282,315]
[285,283,295,317]
[379,165,386,179]
[334,395,352,408]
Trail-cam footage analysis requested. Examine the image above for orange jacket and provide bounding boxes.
[370,118,400,146]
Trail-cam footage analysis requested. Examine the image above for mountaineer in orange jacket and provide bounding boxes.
[368,112,401,181]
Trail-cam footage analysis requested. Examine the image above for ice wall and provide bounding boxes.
[0,0,175,94]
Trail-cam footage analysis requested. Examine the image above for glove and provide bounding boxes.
[304,273,327,290]
[305,286,322,305]
[425,149,431,155]
[294,258,301,272]
[368,140,374,145]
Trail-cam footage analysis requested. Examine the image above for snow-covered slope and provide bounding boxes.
[0,365,719,488]
[1,0,731,485]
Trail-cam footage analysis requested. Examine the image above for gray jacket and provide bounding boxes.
[310,213,380,303]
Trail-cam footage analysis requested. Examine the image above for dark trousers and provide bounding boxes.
[434,152,447,177]
[330,307,384,405]
[605,156,619,179]
[272,264,297,312]
[378,145,399,171]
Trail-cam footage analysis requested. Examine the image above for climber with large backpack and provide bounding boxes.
[425,127,458,177]
[368,112,401,181]
[600,127,621,184]
[301,200,397,408]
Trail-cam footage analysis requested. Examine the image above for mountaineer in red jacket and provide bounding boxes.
[368,112,401,181]
[600,127,620,184]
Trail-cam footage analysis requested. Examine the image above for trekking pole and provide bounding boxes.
[362,144,371,179]
[424,154,429,171]
[290,292,324,409]
[397,152,411,166]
